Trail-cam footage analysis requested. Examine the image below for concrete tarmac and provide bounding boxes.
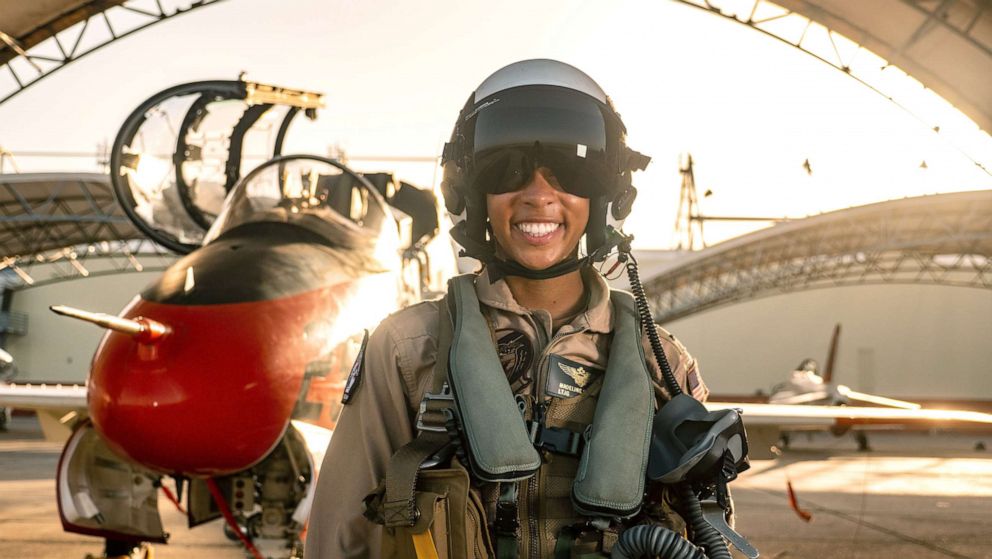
[2,415,991,558]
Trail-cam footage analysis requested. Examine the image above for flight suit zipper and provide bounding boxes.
[524,314,588,559]
[526,314,548,559]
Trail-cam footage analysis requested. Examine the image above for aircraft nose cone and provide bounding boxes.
[87,295,318,476]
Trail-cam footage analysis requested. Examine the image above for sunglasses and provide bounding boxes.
[470,143,615,198]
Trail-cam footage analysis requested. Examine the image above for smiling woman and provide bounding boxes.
[305,58,728,559]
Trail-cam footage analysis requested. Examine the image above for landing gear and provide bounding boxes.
[85,540,153,559]
[855,431,871,452]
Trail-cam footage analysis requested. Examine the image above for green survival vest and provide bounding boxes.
[364,275,656,558]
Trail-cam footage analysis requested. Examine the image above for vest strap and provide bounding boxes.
[495,482,520,558]
[382,431,450,527]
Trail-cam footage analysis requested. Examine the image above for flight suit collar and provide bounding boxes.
[474,267,613,335]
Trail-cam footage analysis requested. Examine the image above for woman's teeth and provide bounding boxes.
[515,222,561,236]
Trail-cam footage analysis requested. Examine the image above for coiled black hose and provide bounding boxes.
[624,252,683,398]
[679,485,732,559]
[611,485,732,559]
[611,524,706,559]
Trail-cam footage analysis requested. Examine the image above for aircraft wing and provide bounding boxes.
[0,383,88,442]
[707,401,992,429]
[705,401,992,458]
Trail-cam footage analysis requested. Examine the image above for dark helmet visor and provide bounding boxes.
[466,86,623,198]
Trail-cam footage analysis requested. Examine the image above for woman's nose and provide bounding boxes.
[518,168,558,206]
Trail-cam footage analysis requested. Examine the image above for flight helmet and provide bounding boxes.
[441,59,650,280]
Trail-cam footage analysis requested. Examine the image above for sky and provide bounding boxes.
[1,0,990,249]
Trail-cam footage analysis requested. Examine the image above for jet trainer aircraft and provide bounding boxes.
[0,79,454,559]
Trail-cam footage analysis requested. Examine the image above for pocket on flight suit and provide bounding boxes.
[368,467,493,559]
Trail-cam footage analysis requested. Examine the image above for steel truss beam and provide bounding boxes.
[645,190,992,323]
[670,0,992,176]
[0,173,174,288]
[1,238,174,289]
[0,0,227,105]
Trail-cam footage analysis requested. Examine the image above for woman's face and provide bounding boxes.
[486,166,590,271]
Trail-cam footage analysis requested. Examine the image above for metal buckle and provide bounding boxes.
[416,382,455,433]
[527,420,583,456]
[494,501,520,536]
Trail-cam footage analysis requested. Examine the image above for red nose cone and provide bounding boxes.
[88,290,329,476]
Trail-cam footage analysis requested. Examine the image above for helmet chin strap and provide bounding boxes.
[485,255,588,283]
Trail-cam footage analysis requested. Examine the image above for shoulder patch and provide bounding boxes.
[687,369,701,394]
[496,329,534,387]
[341,329,370,405]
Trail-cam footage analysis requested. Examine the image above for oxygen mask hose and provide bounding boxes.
[611,484,733,559]
[678,484,733,559]
[611,523,706,559]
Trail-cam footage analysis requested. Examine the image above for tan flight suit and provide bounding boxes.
[305,268,708,558]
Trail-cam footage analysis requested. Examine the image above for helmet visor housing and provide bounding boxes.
[465,86,625,199]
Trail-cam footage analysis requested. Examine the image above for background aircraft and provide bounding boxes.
[0,79,454,559]
[769,324,921,410]
[707,324,992,458]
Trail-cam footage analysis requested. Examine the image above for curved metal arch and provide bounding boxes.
[644,190,992,323]
[0,0,228,106]
[670,0,992,176]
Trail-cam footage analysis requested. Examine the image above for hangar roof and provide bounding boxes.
[0,172,137,258]
[0,1,128,65]
[0,173,175,288]
[4,1,990,133]
[644,189,992,322]
[774,0,992,136]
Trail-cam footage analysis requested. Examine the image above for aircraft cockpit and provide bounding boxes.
[202,155,400,260]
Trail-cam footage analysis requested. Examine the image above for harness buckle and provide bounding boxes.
[416,382,455,433]
[494,501,520,535]
[526,420,584,456]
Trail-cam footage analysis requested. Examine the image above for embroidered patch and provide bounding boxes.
[545,354,603,399]
[341,329,370,405]
[496,329,534,387]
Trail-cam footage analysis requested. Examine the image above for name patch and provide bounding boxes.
[545,355,603,399]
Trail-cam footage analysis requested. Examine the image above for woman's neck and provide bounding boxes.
[503,269,586,321]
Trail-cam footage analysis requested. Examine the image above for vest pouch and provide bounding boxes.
[371,467,493,559]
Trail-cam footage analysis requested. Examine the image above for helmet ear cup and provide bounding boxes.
[463,192,489,247]
[585,196,610,255]
[441,175,465,216]
[611,186,637,220]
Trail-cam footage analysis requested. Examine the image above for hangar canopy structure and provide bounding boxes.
[645,190,992,323]
[0,173,172,289]
[0,0,226,104]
